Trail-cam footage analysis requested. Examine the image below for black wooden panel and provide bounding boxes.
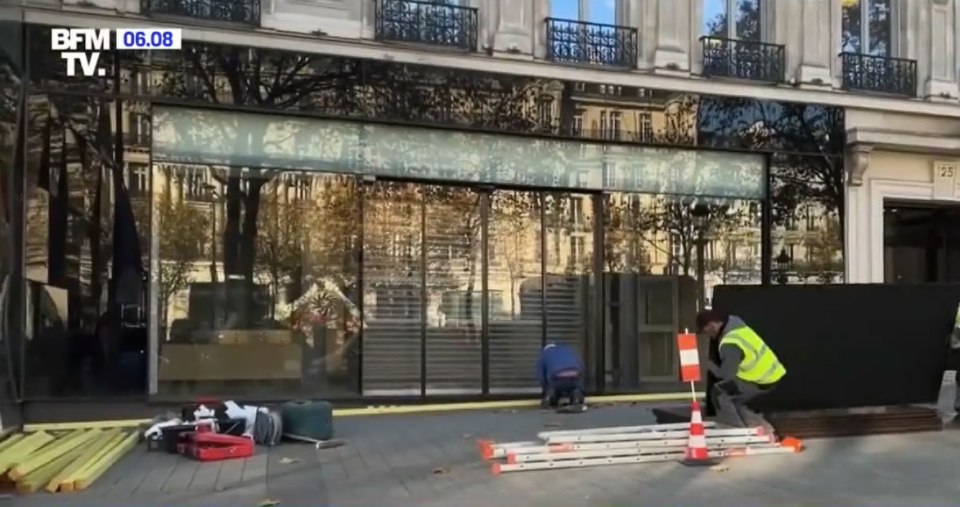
[711,284,958,412]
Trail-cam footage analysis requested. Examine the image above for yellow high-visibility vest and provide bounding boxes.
[719,325,786,385]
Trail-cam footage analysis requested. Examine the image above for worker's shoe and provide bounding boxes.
[569,388,585,406]
[541,389,556,409]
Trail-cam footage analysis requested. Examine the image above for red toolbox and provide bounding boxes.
[177,431,254,461]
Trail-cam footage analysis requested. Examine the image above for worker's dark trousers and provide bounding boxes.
[713,378,776,428]
[544,370,584,407]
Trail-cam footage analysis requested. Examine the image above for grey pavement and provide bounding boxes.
[12,404,960,507]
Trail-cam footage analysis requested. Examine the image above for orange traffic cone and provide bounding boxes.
[681,400,719,467]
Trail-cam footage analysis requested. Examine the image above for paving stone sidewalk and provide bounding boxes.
[12,404,960,507]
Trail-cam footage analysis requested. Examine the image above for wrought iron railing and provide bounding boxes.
[545,18,637,68]
[840,52,917,97]
[375,0,478,51]
[700,36,785,83]
[140,0,261,26]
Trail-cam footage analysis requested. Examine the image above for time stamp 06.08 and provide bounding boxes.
[51,27,183,77]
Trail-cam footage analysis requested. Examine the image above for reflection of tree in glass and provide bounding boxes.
[637,197,746,277]
[797,214,844,283]
[35,97,123,314]
[490,191,540,317]
[255,178,306,314]
[154,169,210,330]
[603,194,652,274]
[698,98,844,229]
[704,0,760,40]
[841,0,891,55]
[706,237,756,285]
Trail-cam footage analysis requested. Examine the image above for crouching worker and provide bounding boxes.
[696,310,786,433]
[537,342,585,409]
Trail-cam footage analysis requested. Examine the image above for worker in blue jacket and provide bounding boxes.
[537,342,585,408]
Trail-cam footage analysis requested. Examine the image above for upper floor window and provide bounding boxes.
[842,0,891,56]
[703,0,761,41]
[551,0,617,24]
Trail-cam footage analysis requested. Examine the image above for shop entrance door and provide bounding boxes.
[884,202,960,283]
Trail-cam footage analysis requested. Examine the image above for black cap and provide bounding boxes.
[695,309,726,332]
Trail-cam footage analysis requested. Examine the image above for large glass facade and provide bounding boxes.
[11,24,844,400]
[0,7,23,418]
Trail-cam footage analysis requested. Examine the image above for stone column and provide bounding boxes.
[651,0,692,71]
[492,0,535,56]
[773,0,803,82]
[925,0,957,98]
[796,0,832,86]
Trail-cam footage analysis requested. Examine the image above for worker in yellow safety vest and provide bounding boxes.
[696,309,786,430]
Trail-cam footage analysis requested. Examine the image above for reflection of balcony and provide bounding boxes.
[375,0,478,51]
[840,52,917,97]
[545,18,638,68]
[140,0,261,26]
[700,36,785,83]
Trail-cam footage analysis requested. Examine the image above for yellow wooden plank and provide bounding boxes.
[53,430,125,493]
[23,419,149,432]
[73,432,139,491]
[9,430,99,480]
[15,444,86,494]
[45,429,114,493]
[0,434,24,455]
[0,431,54,474]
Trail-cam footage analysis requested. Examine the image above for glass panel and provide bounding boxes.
[153,166,361,397]
[867,0,891,56]
[735,0,760,41]
[552,0,579,19]
[24,95,150,397]
[424,186,482,394]
[152,107,765,198]
[587,0,615,25]
[703,0,728,37]
[603,192,653,389]
[283,173,361,395]
[544,192,594,387]
[361,181,423,395]
[841,0,863,53]
[769,154,844,284]
[487,190,543,393]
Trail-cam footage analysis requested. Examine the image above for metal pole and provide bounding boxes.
[695,229,706,311]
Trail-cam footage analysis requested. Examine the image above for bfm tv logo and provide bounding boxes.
[51,28,181,77]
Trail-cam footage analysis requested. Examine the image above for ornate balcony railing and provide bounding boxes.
[375,0,478,51]
[700,36,785,83]
[140,0,261,26]
[840,52,917,97]
[545,18,637,68]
